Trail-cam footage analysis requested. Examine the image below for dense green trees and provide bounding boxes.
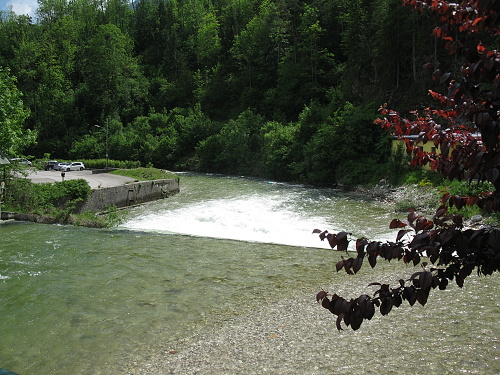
[0,67,35,156]
[0,0,464,185]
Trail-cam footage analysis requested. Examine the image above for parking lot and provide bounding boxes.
[24,169,136,189]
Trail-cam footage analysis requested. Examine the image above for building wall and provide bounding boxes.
[392,138,437,170]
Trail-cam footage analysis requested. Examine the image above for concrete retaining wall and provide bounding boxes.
[77,178,180,213]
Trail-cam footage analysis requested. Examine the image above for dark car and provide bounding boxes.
[44,160,58,170]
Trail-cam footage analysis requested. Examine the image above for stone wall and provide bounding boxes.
[77,178,180,213]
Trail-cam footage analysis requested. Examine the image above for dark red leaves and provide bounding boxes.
[389,218,407,229]
[356,238,368,257]
[403,286,417,306]
[317,0,500,331]
[416,288,430,306]
[315,218,500,330]
[358,295,376,320]
[396,229,412,242]
[380,297,393,315]
[316,290,328,303]
[410,270,434,290]
[335,257,363,275]
[352,258,363,274]
[368,253,377,268]
[423,62,434,70]
[336,231,349,252]
[318,293,378,330]
[327,233,337,248]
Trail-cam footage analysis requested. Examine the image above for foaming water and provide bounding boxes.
[121,173,396,248]
[123,194,330,247]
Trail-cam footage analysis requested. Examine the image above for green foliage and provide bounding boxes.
[261,121,299,180]
[336,157,388,187]
[439,179,496,218]
[102,205,126,227]
[70,205,126,228]
[68,134,102,159]
[439,179,495,197]
[110,167,177,181]
[170,104,217,161]
[0,0,443,188]
[386,143,411,185]
[3,178,42,212]
[294,101,390,186]
[0,67,35,157]
[403,169,443,186]
[80,23,147,121]
[196,109,265,175]
[74,159,141,169]
[4,178,91,213]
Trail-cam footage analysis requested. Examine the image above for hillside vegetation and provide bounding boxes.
[1,0,495,186]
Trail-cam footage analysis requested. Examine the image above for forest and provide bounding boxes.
[0,0,477,185]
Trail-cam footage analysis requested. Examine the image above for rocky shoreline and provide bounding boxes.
[352,182,488,229]
[353,182,439,213]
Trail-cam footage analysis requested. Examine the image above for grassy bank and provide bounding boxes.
[110,167,178,181]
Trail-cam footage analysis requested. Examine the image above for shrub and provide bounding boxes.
[80,159,141,169]
[110,167,177,180]
[4,178,91,213]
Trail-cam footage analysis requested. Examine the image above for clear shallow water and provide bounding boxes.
[0,173,498,374]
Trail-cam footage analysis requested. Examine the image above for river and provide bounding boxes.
[0,173,498,374]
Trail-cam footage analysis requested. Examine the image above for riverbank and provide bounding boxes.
[354,182,493,229]
[352,182,439,214]
[1,168,180,227]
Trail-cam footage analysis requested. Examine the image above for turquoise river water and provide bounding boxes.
[0,173,498,374]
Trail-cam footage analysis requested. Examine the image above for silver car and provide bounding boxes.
[66,162,85,171]
[53,162,70,171]
[9,158,32,166]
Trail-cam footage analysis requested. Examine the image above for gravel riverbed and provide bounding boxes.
[128,271,499,375]
[125,183,496,375]
[134,292,335,375]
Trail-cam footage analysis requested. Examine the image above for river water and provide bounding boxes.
[0,173,498,374]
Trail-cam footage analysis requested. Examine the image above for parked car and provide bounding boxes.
[65,162,85,171]
[9,158,32,166]
[44,160,58,170]
[53,162,70,171]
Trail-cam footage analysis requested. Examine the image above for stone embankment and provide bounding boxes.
[77,177,180,213]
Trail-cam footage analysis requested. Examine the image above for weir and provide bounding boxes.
[77,177,180,213]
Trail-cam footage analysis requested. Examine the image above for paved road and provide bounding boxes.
[24,170,137,189]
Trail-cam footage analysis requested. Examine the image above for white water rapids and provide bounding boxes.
[121,173,396,248]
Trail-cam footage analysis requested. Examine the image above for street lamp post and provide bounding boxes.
[95,118,109,171]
